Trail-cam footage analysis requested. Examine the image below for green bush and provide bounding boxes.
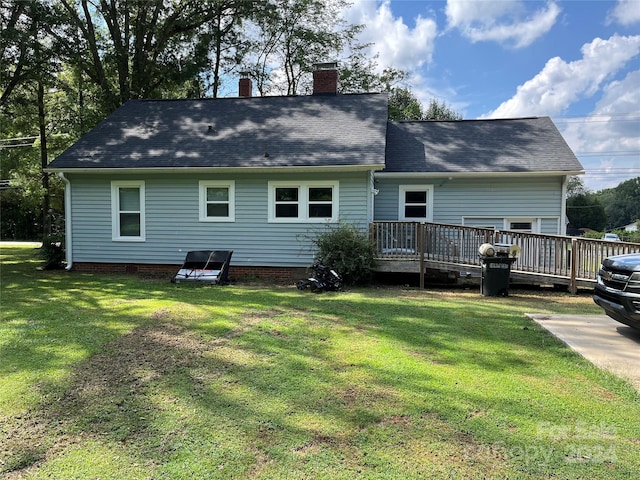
[312,223,376,286]
[583,229,640,243]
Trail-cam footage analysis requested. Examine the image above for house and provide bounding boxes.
[46,64,583,279]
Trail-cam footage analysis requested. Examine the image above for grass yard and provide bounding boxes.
[1,244,639,479]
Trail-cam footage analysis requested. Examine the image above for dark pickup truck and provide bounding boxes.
[594,253,640,330]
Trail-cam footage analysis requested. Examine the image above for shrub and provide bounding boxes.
[585,229,640,243]
[311,223,376,286]
[39,235,65,270]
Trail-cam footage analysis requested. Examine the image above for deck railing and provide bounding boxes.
[370,221,640,292]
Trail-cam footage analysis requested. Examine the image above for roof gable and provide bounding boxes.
[384,117,583,174]
[48,93,389,170]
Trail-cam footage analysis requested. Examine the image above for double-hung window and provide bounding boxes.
[399,185,433,221]
[268,181,338,222]
[111,181,145,241]
[199,180,235,222]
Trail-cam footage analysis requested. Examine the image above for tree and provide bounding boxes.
[424,98,462,120]
[1,1,42,107]
[388,87,424,121]
[388,88,462,121]
[336,45,406,94]
[245,0,360,96]
[50,0,236,111]
[0,84,43,240]
[595,177,640,230]
[196,0,254,98]
[0,75,72,240]
[1,1,64,238]
[337,48,383,94]
[566,197,606,231]
[566,175,588,198]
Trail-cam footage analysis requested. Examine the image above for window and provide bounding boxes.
[308,187,334,218]
[510,222,532,231]
[505,218,537,233]
[111,181,145,241]
[274,187,299,218]
[399,185,433,221]
[199,181,235,222]
[268,181,338,222]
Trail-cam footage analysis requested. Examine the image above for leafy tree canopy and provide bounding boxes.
[594,176,640,230]
[388,87,462,121]
[566,193,606,231]
[566,175,589,198]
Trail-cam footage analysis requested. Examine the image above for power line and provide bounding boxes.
[583,167,640,171]
[558,119,640,124]
[575,151,640,156]
[553,112,640,120]
[0,136,38,150]
[553,113,640,125]
[0,143,37,149]
[0,136,38,142]
[582,171,640,176]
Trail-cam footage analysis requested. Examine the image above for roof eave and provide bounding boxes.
[375,170,585,178]
[45,163,386,174]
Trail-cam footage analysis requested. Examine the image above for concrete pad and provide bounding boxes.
[0,241,42,247]
[526,313,640,391]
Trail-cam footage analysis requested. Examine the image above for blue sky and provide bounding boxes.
[342,0,640,191]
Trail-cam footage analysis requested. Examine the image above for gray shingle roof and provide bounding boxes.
[384,117,583,174]
[47,93,389,170]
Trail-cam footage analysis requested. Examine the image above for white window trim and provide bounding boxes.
[268,180,339,223]
[399,185,433,221]
[462,217,555,234]
[199,180,235,222]
[111,180,146,242]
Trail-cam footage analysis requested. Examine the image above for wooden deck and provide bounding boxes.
[370,222,640,292]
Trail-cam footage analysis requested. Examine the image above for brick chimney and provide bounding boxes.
[239,72,252,98]
[312,62,338,95]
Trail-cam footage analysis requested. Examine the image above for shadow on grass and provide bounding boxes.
[2,246,637,478]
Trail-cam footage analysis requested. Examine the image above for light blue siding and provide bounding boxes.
[374,176,565,234]
[68,171,371,266]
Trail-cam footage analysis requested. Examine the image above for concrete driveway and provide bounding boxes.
[526,313,640,391]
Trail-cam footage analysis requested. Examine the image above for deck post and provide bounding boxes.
[570,237,578,294]
[418,223,425,289]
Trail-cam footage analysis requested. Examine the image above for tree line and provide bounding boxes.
[1,0,462,241]
[567,176,640,239]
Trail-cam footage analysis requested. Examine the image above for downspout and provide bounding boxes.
[58,172,73,270]
[560,175,568,236]
[369,170,376,223]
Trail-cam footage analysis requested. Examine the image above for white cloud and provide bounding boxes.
[608,0,640,26]
[485,34,640,118]
[342,0,438,72]
[560,69,640,191]
[564,70,640,153]
[445,0,561,48]
[483,34,640,191]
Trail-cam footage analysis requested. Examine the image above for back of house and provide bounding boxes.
[47,66,583,279]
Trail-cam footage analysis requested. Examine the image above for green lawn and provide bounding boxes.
[1,244,639,479]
